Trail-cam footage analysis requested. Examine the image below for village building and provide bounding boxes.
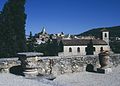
[35,27,49,44]
[58,30,110,56]
[35,28,66,44]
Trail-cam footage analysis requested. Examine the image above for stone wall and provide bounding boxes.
[35,55,99,76]
[0,58,20,72]
[0,54,120,75]
[110,54,120,67]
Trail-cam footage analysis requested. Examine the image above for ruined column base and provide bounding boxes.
[97,68,112,74]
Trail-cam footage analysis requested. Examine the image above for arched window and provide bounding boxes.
[69,47,72,52]
[77,47,80,52]
[100,47,103,52]
[105,33,107,37]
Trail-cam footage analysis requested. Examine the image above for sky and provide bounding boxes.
[0,0,120,35]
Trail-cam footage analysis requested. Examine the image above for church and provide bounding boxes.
[58,30,110,56]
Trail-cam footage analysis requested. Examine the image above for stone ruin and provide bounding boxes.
[0,52,120,77]
[97,51,112,73]
[18,54,99,77]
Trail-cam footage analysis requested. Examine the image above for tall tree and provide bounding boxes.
[0,0,26,57]
[86,40,95,55]
[58,40,63,52]
[26,31,36,52]
[0,12,5,56]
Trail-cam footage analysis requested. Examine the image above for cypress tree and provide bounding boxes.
[26,31,36,52]
[0,0,26,57]
[0,11,8,57]
[86,39,95,55]
[58,40,63,52]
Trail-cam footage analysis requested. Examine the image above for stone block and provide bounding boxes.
[97,68,112,74]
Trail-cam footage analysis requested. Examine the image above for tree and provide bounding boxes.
[0,12,5,57]
[43,39,58,56]
[110,41,120,53]
[29,31,32,39]
[86,40,95,55]
[58,40,63,52]
[35,39,59,56]
[0,0,26,57]
[26,31,36,52]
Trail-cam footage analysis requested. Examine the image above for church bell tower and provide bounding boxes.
[101,29,109,45]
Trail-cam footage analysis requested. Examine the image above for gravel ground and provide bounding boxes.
[54,65,120,86]
[0,73,53,86]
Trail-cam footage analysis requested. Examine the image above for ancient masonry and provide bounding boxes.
[0,54,120,75]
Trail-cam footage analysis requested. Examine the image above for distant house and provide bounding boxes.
[35,27,49,44]
[58,30,110,56]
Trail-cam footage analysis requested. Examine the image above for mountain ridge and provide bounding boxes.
[77,26,120,38]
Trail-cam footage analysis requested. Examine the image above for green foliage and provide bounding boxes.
[0,0,26,58]
[26,32,36,52]
[85,40,95,55]
[35,39,61,56]
[110,41,120,53]
[35,43,47,55]
[58,40,63,52]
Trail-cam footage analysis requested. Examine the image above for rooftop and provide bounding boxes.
[101,29,109,32]
[62,39,108,46]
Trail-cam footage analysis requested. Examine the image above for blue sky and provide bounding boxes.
[0,0,120,35]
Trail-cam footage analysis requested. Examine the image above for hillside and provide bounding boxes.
[77,26,120,53]
[77,26,120,38]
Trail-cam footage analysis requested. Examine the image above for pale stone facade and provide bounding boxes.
[58,30,110,56]
[59,45,110,56]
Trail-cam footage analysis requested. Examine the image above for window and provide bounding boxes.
[77,47,80,52]
[100,47,103,52]
[69,47,72,52]
[93,47,95,51]
[105,33,107,37]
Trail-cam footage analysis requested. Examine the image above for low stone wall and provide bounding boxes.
[0,54,120,75]
[0,58,21,72]
[34,55,100,76]
[110,54,120,67]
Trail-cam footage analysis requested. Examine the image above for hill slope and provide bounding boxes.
[77,26,120,38]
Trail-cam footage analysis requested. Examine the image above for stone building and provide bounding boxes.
[35,27,49,44]
[58,30,110,56]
